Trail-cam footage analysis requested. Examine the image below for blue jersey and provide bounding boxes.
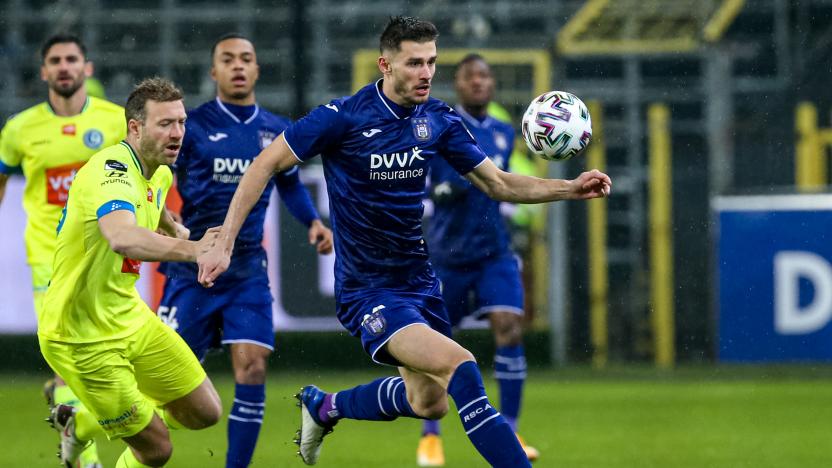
[163,98,319,282]
[426,106,515,267]
[283,80,486,301]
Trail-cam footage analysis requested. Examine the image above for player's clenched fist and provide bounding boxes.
[569,169,612,200]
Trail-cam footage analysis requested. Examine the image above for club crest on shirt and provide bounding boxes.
[361,305,387,336]
[83,129,104,149]
[494,132,508,152]
[412,117,431,141]
[259,130,277,150]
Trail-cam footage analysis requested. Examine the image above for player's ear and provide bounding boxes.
[378,56,392,76]
[210,65,217,82]
[84,61,94,79]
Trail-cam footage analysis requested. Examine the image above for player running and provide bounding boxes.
[417,53,539,466]
[0,32,125,468]
[198,16,611,468]
[157,33,332,468]
[39,78,222,468]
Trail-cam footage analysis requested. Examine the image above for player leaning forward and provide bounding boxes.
[39,78,222,468]
[199,16,611,468]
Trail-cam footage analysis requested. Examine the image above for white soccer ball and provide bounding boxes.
[521,91,592,161]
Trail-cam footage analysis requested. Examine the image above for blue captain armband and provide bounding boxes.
[0,159,21,175]
[96,200,135,219]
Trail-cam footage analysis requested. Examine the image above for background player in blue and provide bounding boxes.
[418,53,539,466]
[198,17,611,467]
[157,34,333,468]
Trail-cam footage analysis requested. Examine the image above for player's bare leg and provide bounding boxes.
[162,377,222,430]
[227,343,271,467]
[490,310,538,462]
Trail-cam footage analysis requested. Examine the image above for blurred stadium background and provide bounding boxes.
[2,0,832,466]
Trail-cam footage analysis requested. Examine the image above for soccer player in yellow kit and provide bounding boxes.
[39,77,222,468]
[0,33,124,468]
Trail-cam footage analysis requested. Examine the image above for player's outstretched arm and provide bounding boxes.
[464,157,611,203]
[99,209,218,262]
[197,133,300,287]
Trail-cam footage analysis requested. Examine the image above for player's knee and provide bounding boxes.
[197,399,223,428]
[234,357,268,384]
[491,313,524,347]
[420,399,450,420]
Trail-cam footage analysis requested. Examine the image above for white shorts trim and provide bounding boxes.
[221,339,275,351]
[370,322,430,366]
[472,305,525,320]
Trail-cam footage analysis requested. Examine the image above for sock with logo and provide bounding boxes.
[422,418,441,436]
[447,360,530,468]
[227,383,266,468]
[115,447,153,468]
[494,345,527,432]
[320,376,418,423]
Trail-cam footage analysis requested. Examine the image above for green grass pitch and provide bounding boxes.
[4,367,832,467]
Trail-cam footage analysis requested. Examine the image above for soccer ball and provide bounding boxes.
[521,91,592,161]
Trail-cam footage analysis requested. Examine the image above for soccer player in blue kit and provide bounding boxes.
[198,17,611,467]
[417,53,538,466]
[157,34,333,468]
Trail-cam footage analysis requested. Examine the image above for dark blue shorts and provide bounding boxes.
[157,275,274,360]
[337,279,452,367]
[435,254,524,327]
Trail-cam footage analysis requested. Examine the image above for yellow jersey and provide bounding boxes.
[0,97,125,265]
[39,142,173,343]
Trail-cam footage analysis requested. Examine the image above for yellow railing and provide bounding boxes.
[586,100,609,368]
[648,103,675,368]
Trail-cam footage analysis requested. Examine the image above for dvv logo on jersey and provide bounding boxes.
[213,157,251,183]
[369,146,426,181]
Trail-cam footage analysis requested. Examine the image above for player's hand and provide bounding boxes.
[568,169,612,200]
[308,219,334,255]
[196,227,229,288]
[158,209,190,239]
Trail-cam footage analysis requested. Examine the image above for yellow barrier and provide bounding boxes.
[795,102,830,191]
[586,100,608,368]
[648,104,675,368]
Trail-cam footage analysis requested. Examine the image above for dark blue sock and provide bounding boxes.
[448,361,530,468]
[422,419,441,435]
[333,376,418,421]
[494,345,527,432]
[227,383,265,468]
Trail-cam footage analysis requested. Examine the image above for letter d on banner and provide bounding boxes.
[774,251,832,334]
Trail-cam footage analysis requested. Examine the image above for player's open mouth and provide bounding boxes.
[415,84,430,95]
[166,144,181,152]
[232,76,247,85]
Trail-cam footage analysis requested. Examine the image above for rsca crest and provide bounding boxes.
[412,117,431,141]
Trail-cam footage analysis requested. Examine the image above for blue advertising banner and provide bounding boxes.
[715,194,832,361]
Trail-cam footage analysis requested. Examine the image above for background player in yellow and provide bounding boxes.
[0,32,124,468]
[39,77,223,468]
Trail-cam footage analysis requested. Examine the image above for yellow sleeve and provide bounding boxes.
[81,157,139,220]
[0,117,22,171]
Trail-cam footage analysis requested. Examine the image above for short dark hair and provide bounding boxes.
[125,77,184,124]
[211,32,250,61]
[455,53,487,74]
[379,16,439,54]
[40,33,87,62]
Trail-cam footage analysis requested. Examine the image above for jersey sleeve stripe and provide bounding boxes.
[96,200,136,219]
